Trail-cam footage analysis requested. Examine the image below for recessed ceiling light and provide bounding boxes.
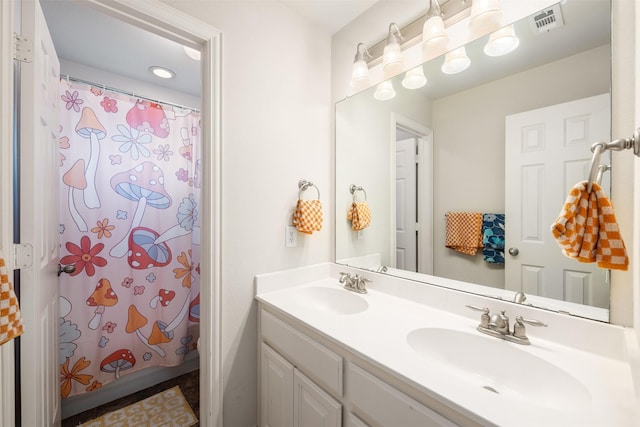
[184,46,201,61]
[149,66,175,79]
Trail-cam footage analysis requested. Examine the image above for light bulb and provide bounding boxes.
[149,66,175,79]
[402,66,427,89]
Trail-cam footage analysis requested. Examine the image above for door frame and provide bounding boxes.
[0,1,17,426]
[389,113,433,275]
[0,1,223,425]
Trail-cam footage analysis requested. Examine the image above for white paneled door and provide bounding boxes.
[396,138,417,272]
[505,94,610,307]
[19,0,61,425]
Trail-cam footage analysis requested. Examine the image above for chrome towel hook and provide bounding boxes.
[586,127,640,193]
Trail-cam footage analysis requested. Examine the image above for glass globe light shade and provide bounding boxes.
[469,0,503,34]
[422,16,449,51]
[441,47,471,74]
[383,41,404,77]
[350,59,370,89]
[484,25,520,56]
[374,80,396,101]
[402,66,427,89]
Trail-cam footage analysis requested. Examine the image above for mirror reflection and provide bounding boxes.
[335,0,611,321]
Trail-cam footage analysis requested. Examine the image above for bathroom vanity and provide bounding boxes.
[256,263,639,427]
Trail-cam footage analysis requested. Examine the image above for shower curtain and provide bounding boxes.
[57,81,201,398]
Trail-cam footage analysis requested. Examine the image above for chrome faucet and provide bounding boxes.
[339,272,370,294]
[375,265,388,273]
[466,305,547,345]
[513,291,527,304]
[489,310,510,335]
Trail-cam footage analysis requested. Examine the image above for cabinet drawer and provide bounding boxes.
[262,309,343,397]
[347,363,456,427]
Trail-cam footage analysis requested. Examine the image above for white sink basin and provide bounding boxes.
[288,286,368,315]
[406,328,591,408]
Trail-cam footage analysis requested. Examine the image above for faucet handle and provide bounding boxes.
[466,305,490,328]
[513,316,547,341]
[515,316,547,328]
[466,305,489,314]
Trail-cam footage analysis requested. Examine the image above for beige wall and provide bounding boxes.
[432,45,611,287]
[160,2,333,425]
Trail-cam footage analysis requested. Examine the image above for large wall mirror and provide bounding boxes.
[335,0,612,321]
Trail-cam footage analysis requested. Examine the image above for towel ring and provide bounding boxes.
[349,184,367,202]
[298,180,320,199]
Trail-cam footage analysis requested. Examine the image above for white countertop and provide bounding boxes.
[256,263,639,427]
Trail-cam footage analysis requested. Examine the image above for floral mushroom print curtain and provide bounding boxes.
[58,81,201,398]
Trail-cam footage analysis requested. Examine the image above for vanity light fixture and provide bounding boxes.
[484,24,520,56]
[422,0,449,53]
[149,66,175,79]
[441,46,470,74]
[184,46,201,61]
[382,23,405,78]
[402,65,427,89]
[373,80,396,101]
[350,43,373,90]
[469,0,503,34]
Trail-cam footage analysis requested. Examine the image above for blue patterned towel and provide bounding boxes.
[482,214,505,264]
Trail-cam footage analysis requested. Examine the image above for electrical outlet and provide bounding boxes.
[357,230,364,240]
[286,226,297,247]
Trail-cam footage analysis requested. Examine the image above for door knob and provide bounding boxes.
[57,264,75,276]
[508,247,519,256]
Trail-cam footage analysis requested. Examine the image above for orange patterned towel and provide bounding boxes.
[551,181,628,270]
[445,212,483,256]
[347,202,371,231]
[1,251,24,346]
[293,199,323,234]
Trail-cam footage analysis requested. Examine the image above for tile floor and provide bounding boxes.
[61,369,200,426]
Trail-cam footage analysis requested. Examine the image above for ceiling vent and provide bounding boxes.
[530,4,565,33]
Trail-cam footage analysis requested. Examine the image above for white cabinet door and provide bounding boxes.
[294,369,342,427]
[261,343,294,427]
[19,0,61,425]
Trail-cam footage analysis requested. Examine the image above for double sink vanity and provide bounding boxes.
[256,263,639,426]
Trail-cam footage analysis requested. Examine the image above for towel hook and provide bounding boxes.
[586,128,640,193]
[298,180,320,199]
[349,184,367,202]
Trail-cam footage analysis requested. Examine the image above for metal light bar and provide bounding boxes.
[365,0,472,67]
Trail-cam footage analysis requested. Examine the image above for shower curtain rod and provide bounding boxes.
[61,74,200,113]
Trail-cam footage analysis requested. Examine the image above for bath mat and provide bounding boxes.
[80,385,197,427]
